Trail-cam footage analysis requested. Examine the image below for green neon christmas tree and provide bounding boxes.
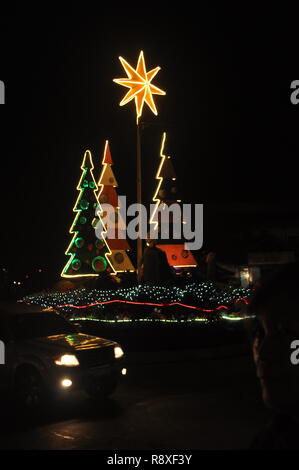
[61,150,115,278]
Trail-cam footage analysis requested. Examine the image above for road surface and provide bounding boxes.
[0,348,270,450]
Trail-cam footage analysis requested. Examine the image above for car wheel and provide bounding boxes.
[86,379,117,399]
[14,368,46,409]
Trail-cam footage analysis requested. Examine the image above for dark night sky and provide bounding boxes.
[1,14,299,277]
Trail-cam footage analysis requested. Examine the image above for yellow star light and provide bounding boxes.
[113,50,166,124]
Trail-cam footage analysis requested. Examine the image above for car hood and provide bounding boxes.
[31,333,117,351]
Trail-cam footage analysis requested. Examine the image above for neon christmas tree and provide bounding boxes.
[97,141,135,273]
[61,150,115,278]
[150,133,198,268]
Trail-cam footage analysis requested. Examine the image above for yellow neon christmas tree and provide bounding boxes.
[150,133,198,269]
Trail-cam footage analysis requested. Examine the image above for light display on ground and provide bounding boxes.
[21,283,251,323]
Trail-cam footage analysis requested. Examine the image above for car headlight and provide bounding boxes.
[114,346,124,359]
[54,354,80,367]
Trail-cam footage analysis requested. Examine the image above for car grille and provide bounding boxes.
[76,347,114,368]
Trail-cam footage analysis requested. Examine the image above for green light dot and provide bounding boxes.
[80,199,89,210]
[71,259,81,271]
[75,237,84,248]
[92,256,107,273]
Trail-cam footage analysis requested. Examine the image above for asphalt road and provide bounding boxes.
[0,348,270,450]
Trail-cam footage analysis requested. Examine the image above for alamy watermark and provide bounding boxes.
[0,340,5,365]
[0,81,4,104]
[95,197,203,251]
[290,340,299,365]
[290,80,299,105]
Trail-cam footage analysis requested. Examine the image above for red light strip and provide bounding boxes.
[21,297,249,313]
[54,300,225,312]
[55,298,249,312]
[234,297,249,305]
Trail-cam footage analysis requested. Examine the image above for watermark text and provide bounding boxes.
[290,340,299,365]
[0,340,5,365]
[0,81,4,104]
[95,197,203,250]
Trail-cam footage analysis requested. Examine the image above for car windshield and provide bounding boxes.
[8,311,78,340]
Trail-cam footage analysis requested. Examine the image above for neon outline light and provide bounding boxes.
[97,141,135,273]
[150,132,167,233]
[61,150,115,278]
[150,133,197,268]
[113,51,166,124]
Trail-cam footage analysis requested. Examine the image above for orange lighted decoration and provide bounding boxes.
[156,244,197,268]
[113,50,166,124]
[98,141,135,273]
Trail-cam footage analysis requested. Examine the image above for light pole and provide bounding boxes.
[136,122,142,280]
[113,50,166,281]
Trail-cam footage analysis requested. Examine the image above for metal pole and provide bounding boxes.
[136,122,143,281]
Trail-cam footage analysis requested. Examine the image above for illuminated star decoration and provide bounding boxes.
[113,50,166,124]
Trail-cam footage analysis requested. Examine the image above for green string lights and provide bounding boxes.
[22,282,251,323]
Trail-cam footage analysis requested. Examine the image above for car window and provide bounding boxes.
[8,312,78,340]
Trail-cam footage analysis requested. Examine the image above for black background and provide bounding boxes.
[1,13,299,279]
